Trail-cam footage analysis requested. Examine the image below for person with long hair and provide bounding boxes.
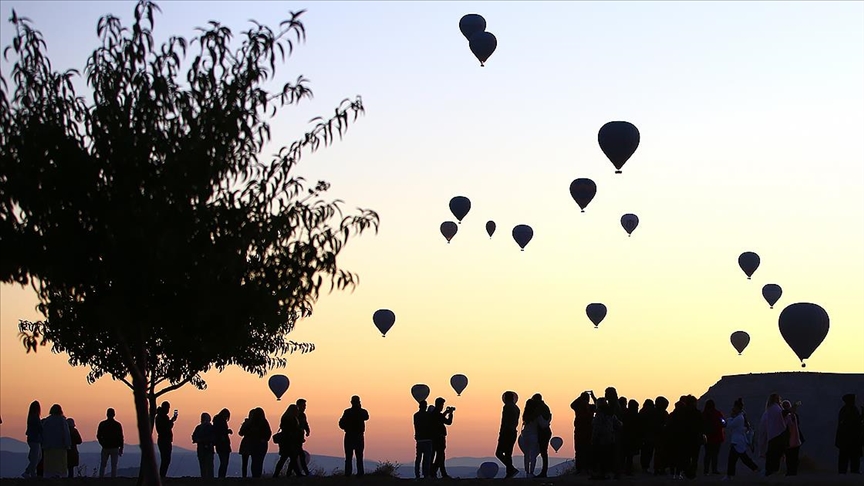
[238,407,271,478]
[273,404,304,477]
[758,393,787,476]
[22,401,42,478]
[212,408,233,478]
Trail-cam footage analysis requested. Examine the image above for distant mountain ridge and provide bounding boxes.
[0,437,570,478]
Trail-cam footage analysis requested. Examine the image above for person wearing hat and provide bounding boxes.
[338,395,369,477]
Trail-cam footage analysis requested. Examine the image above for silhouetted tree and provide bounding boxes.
[1,2,378,485]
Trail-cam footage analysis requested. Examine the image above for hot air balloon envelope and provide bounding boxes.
[512,224,533,250]
[459,14,486,41]
[598,121,640,173]
[469,31,497,66]
[441,221,458,243]
[411,384,430,403]
[569,178,597,212]
[550,436,564,453]
[477,462,499,479]
[486,220,496,238]
[779,302,829,367]
[762,284,782,308]
[621,214,639,236]
[268,375,290,401]
[738,252,760,279]
[449,196,471,222]
[730,331,750,355]
[373,309,396,337]
[450,374,469,396]
[586,303,607,328]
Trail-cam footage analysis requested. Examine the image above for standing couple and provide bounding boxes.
[496,392,553,478]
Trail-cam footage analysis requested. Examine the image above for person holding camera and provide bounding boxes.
[155,402,178,478]
[430,397,455,479]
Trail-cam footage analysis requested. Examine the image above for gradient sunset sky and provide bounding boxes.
[1,1,862,462]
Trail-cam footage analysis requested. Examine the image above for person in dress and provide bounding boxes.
[41,404,71,479]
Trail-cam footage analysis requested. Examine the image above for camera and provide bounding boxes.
[445,406,456,413]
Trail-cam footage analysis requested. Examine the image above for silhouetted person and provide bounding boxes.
[496,391,521,478]
[638,398,656,473]
[604,387,624,478]
[723,398,759,480]
[781,400,802,476]
[192,412,215,478]
[702,399,725,475]
[591,398,621,480]
[296,399,311,476]
[533,394,553,478]
[23,400,42,478]
[338,395,369,477]
[212,408,233,478]
[414,400,433,479]
[653,396,670,476]
[97,407,124,478]
[66,418,82,478]
[155,402,178,478]
[273,404,303,477]
[430,397,455,479]
[238,407,271,478]
[621,399,640,475]
[521,396,540,477]
[836,393,862,474]
[570,391,594,475]
[758,393,787,476]
[42,404,71,478]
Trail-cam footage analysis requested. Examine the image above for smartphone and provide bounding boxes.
[173,409,178,417]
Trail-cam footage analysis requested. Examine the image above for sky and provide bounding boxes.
[1,0,863,463]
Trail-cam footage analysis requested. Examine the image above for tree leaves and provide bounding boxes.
[1,0,377,405]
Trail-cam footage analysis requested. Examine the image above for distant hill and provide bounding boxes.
[697,371,864,472]
[0,436,569,479]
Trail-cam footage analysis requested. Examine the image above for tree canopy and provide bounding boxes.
[1,1,378,483]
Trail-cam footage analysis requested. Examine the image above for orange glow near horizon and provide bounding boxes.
[1,0,864,465]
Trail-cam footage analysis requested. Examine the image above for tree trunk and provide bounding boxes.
[132,372,161,486]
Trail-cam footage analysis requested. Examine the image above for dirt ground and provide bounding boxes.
[4,474,864,486]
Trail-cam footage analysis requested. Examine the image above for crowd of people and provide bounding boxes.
[18,390,864,480]
[485,387,864,481]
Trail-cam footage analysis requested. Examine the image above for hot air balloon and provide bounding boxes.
[762,284,782,308]
[486,220,496,238]
[441,221,458,243]
[469,31,497,67]
[268,375,290,401]
[738,252,760,279]
[450,374,469,396]
[477,462,499,479]
[411,384,431,403]
[512,224,533,251]
[621,214,639,236]
[373,309,396,337]
[598,121,640,174]
[459,14,486,41]
[778,303,829,368]
[730,331,750,355]
[586,303,607,328]
[569,178,597,212]
[449,196,471,223]
[550,436,564,453]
